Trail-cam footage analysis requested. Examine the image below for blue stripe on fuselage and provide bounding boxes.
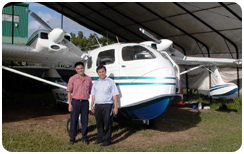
[91,76,176,86]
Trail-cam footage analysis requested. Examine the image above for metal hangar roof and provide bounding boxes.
[38,2,242,59]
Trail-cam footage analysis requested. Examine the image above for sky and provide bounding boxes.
[25,2,100,38]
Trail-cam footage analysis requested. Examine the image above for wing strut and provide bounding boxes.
[2,66,67,89]
[180,65,205,75]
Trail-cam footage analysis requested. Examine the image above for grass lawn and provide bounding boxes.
[2,98,242,152]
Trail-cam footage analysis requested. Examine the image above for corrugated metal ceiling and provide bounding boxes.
[37,2,242,59]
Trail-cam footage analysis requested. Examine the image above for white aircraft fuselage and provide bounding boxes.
[85,43,180,120]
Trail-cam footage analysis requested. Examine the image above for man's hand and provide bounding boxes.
[91,106,95,113]
[68,103,73,112]
[113,107,118,116]
[91,96,95,113]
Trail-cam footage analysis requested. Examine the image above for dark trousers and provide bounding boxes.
[69,99,89,142]
[95,104,113,144]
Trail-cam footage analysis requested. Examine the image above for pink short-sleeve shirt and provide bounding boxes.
[66,74,92,100]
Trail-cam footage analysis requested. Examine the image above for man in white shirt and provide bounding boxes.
[91,65,119,147]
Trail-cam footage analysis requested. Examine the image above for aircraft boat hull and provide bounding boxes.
[120,96,170,120]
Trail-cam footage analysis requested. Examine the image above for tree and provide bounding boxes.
[70,31,88,51]
[71,32,114,51]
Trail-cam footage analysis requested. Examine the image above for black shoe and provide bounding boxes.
[82,140,89,145]
[93,141,103,145]
[100,143,110,147]
[69,140,75,145]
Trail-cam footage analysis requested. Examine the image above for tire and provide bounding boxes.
[143,119,156,129]
[67,118,79,134]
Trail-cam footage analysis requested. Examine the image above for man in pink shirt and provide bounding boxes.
[66,62,92,145]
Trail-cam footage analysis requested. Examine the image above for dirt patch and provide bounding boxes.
[2,101,70,123]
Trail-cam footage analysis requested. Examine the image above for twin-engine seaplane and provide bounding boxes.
[2,9,241,127]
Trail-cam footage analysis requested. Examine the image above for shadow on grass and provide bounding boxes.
[2,100,69,123]
[154,105,201,132]
[108,105,202,144]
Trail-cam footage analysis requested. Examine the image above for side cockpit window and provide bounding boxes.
[65,35,71,41]
[96,49,115,66]
[122,45,156,61]
[40,32,48,39]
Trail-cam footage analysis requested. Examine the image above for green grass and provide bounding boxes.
[2,104,242,152]
[2,90,242,152]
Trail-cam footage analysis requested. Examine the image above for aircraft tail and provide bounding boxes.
[210,66,238,97]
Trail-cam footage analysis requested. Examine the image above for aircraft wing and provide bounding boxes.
[139,28,241,67]
[2,43,85,66]
[172,56,241,67]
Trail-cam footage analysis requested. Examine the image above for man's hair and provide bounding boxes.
[96,65,106,73]
[74,62,84,68]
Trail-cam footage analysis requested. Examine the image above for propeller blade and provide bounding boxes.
[26,9,52,31]
[139,28,161,44]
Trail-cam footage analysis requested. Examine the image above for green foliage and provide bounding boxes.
[70,31,114,51]
[228,97,242,112]
[183,89,242,113]
[2,61,21,66]
[209,97,242,113]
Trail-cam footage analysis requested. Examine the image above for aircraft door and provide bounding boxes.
[96,49,120,79]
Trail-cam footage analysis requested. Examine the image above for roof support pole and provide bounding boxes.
[11,5,14,44]
[61,5,63,29]
[185,68,189,101]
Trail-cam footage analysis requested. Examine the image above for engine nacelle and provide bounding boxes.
[48,28,64,43]
[140,39,173,51]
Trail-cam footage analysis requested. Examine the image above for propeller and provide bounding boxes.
[26,9,88,60]
[139,28,186,60]
[26,9,65,44]
[139,28,161,44]
[26,9,52,31]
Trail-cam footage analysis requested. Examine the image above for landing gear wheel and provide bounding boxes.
[67,118,79,134]
[143,119,156,128]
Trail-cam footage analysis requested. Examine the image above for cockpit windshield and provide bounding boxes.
[122,45,156,61]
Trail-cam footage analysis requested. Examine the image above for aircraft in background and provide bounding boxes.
[2,9,241,127]
[3,9,87,105]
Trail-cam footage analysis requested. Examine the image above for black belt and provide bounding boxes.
[95,103,113,105]
[73,99,88,102]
